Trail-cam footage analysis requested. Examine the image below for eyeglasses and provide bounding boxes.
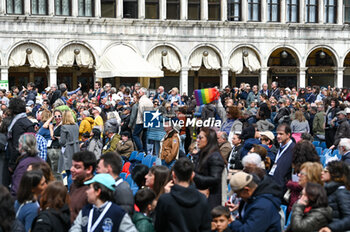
[54,115,62,118]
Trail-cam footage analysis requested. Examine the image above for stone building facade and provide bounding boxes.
[0,0,350,94]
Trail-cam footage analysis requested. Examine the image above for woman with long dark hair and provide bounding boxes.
[145,165,171,200]
[15,170,47,232]
[31,181,70,231]
[325,98,340,148]
[193,127,226,209]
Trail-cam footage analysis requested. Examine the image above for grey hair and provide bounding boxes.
[59,83,66,90]
[82,110,90,117]
[52,98,65,108]
[110,87,117,94]
[339,138,350,151]
[18,133,39,156]
[51,84,58,88]
[135,83,141,87]
[242,153,262,168]
[220,132,228,141]
[140,87,148,95]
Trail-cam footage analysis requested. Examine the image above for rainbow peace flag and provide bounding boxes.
[194,88,220,106]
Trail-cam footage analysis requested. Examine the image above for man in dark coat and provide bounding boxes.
[6,98,35,174]
[229,171,282,232]
[269,81,280,100]
[269,124,295,191]
[330,111,350,149]
[96,152,134,215]
[49,84,62,106]
[339,138,350,165]
[155,158,211,232]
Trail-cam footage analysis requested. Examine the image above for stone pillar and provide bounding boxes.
[280,0,286,23]
[29,71,35,83]
[261,0,267,22]
[259,67,268,89]
[180,0,188,19]
[24,0,30,15]
[298,67,307,88]
[0,66,9,91]
[95,0,101,17]
[72,72,78,89]
[159,0,166,20]
[337,0,343,25]
[180,67,189,95]
[299,0,305,23]
[48,0,55,16]
[115,77,121,87]
[221,0,227,21]
[48,66,58,87]
[139,0,145,19]
[72,0,78,17]
[335,67,345,88]
[318,0,324,23]
[201,0,208,20]
[241,0,247,22]
[220,68,229,90]
[117,0,123,18]
[0,0,6,15]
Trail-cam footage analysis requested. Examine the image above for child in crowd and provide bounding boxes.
[132,188,156,232]
[211,206,233,232]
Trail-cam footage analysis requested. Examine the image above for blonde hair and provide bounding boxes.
[62,110,75,125]
[300,162,323,185]
[41,109,52,123]
[294,110,306,122]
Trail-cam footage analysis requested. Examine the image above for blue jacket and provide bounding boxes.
[240,138,261,158]
[229,175,282,232]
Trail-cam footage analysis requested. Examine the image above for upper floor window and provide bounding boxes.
[248,0,260,21]
[124,0,138,18]
[55,0,71,16]
[101,0,116,17]
[286,0,298,22]
[145,0,159,19]
[32,0,48,15]
[267,0,280,22]
[345,0,350,23]
[188,0,200,20]
[208,0,220,20]
[167,0,180,19]
[305,0,318,23]
[7,0,24,14]
[227,0,240,21]
[78,0,94,17]
[324,0,336,23]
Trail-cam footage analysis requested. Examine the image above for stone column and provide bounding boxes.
[201,0,208,20]
[280,0,286,23]
[220,68,229,90]
[298,67,307,88]
[259,67,268,89]
[24,0,30,15]
[337,0,343,25]
[48,0,55,15]
[95,0,101,17]
[117,0,123,18]
[48,66,58,87]
[261,0,267,22]
[72,0,78,17]
[299,0,305,23]
[0,66,9,91]
[180,0,188,19]
[241,0,247,22]
[159,0,166,20]
[318,0,324,23]
[180,67,189,95]
[221,0,227,21]
[139,0,145,19]
[335,67,345,88]
[0,0,6,15]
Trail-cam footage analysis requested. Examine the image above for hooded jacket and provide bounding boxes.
[201,104,216,122]
[324,181,350,232]
[79,117,94,140]
[333,118,350,146]
[132,212,155,232]
[155,184,211,232]
[229,175,282,232]
[256,119,275,132]
[31,204,71,232]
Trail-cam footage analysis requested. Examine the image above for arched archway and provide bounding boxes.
[56,43,96,91]
[305,47,337,87]
[147,45,182,92]
[188,45,222,93]
[267,47,299,88]
[228,46,261,88]
[8,42,49,92]
[343,52,350,88]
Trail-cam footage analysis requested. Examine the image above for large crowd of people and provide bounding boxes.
[1,80,350,232]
